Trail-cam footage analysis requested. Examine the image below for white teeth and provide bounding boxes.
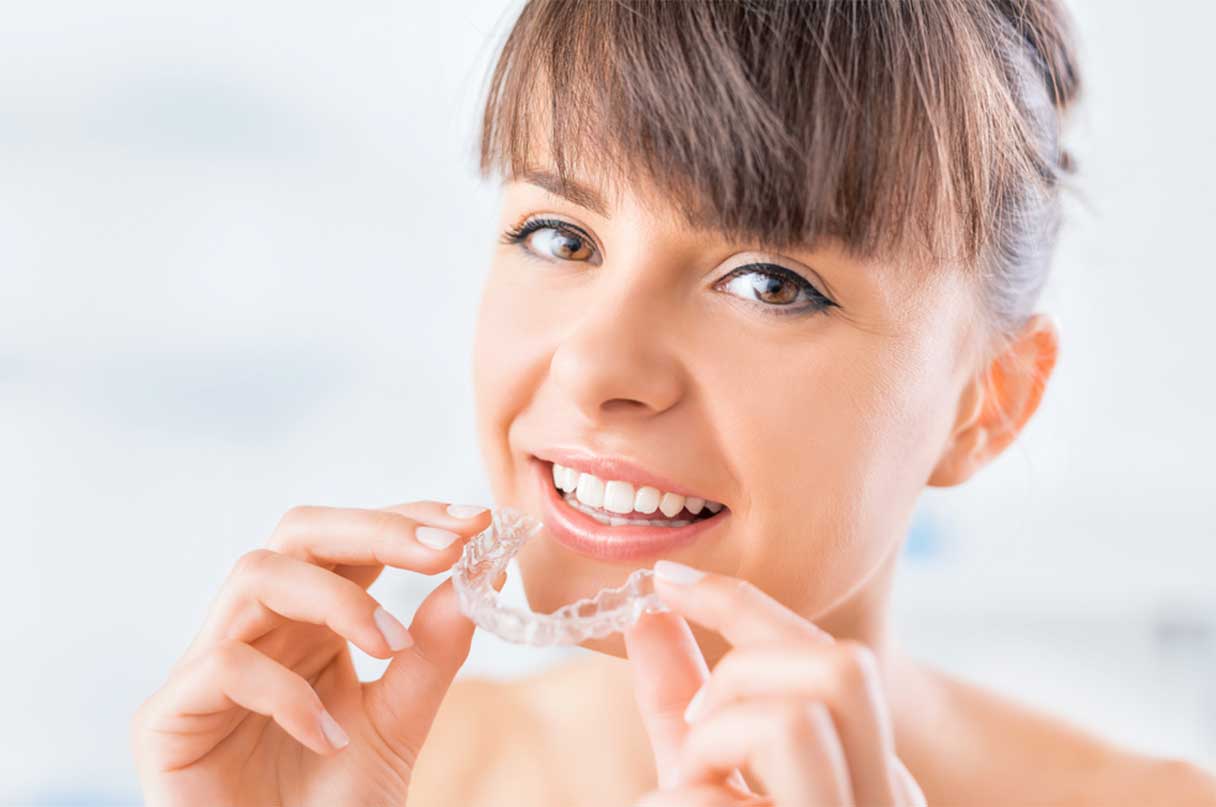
[603,480,636,514]
[658,492,686,518]
[634,486,660,514]
[575,473,605,508]
[550,462,725,522]
[564,494,688,527]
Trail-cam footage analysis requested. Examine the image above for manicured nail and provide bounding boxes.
[318,709,349,750]
[416,526,460,550]
[373,606,414,652]
[683,685,708,723]
[653,560,706,585]
[446,503,487,519]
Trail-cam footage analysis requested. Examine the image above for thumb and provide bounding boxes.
[364,572,498,764]
[625,611,710,788]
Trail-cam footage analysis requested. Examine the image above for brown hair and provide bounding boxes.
[479,0,1082,336]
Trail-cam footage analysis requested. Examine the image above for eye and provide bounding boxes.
[502,217,599,263]
[714,263,837,316]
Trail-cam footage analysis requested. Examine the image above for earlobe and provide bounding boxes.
[928,314,1060,488]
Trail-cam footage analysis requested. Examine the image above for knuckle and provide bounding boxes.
[281,671,320,709]
[834,640,878,689]
[367,508,414,548]
[710,646,746,683]
[206,639,248,677]
[773,701,818,745]
[279,504,316,526]
[268,504,316,549]
[273,504,313,535]
[232,548,276,580]
[803,699,833,728]
[731,577,760,600]
[336,579,377,618]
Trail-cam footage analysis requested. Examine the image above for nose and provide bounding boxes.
[548,282,686,425]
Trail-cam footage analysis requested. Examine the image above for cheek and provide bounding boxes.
[718,320,963,604]
[471,264,557,499]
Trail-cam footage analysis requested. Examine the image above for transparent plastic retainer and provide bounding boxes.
[452,507,670,645]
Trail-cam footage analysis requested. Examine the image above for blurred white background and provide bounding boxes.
[2,1,1213,803]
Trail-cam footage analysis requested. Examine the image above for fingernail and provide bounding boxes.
[373,606,414,651]
[416,526,460,550]
[318,709,349,750]
[446,504,487,518]
[683,685,707,723]
[653,560,706,585]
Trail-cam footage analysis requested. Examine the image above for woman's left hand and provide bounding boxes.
[624,561,926,807]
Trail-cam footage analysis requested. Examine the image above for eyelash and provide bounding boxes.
[500,217,837,317]
[501,217,596,253]
[715,263,838,317]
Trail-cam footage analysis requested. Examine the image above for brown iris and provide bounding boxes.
[544,229,593,261]
[749,273,798,305]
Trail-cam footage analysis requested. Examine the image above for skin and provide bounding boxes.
[132,167,1216,806]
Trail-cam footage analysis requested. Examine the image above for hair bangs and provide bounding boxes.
[478,1,1056,266]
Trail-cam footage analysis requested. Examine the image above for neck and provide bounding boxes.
[812,537,902,663]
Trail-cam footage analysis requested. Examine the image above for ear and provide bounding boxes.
[928,314,1060,487]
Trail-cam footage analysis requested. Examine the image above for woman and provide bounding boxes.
[131,2,1216,805]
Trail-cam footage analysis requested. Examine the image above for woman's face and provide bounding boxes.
[472,167,983,657]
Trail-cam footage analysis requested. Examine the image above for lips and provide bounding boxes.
[531,457,729,562]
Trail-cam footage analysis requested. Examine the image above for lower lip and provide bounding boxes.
[532,458,728,563]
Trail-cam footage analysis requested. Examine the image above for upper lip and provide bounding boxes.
[532,446,722,505]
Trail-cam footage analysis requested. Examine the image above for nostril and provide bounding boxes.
[600,398,650,414]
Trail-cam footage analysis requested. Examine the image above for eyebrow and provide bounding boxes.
[518,169,609,217]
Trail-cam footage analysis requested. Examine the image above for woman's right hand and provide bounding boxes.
[131,500,493,807]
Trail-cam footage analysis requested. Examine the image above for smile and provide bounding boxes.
[551,461,724,526]
[530,454,730,562]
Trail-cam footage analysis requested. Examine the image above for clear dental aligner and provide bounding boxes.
[452,507,670,646]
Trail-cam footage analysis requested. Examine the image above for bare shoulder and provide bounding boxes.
[906,663,1216,805]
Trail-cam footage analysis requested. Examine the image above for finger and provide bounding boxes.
[267,501,491,577]
[678,697,854,807]
[651,561,833,648]
[624,611,710,788]
[632,783,745,807]
[895,757,927,807]
[195,549,413,658]
[688,641,897,806]
[363,570,504,765]
[138,639,347,766]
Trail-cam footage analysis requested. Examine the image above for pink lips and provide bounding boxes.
[532,458,728,563]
